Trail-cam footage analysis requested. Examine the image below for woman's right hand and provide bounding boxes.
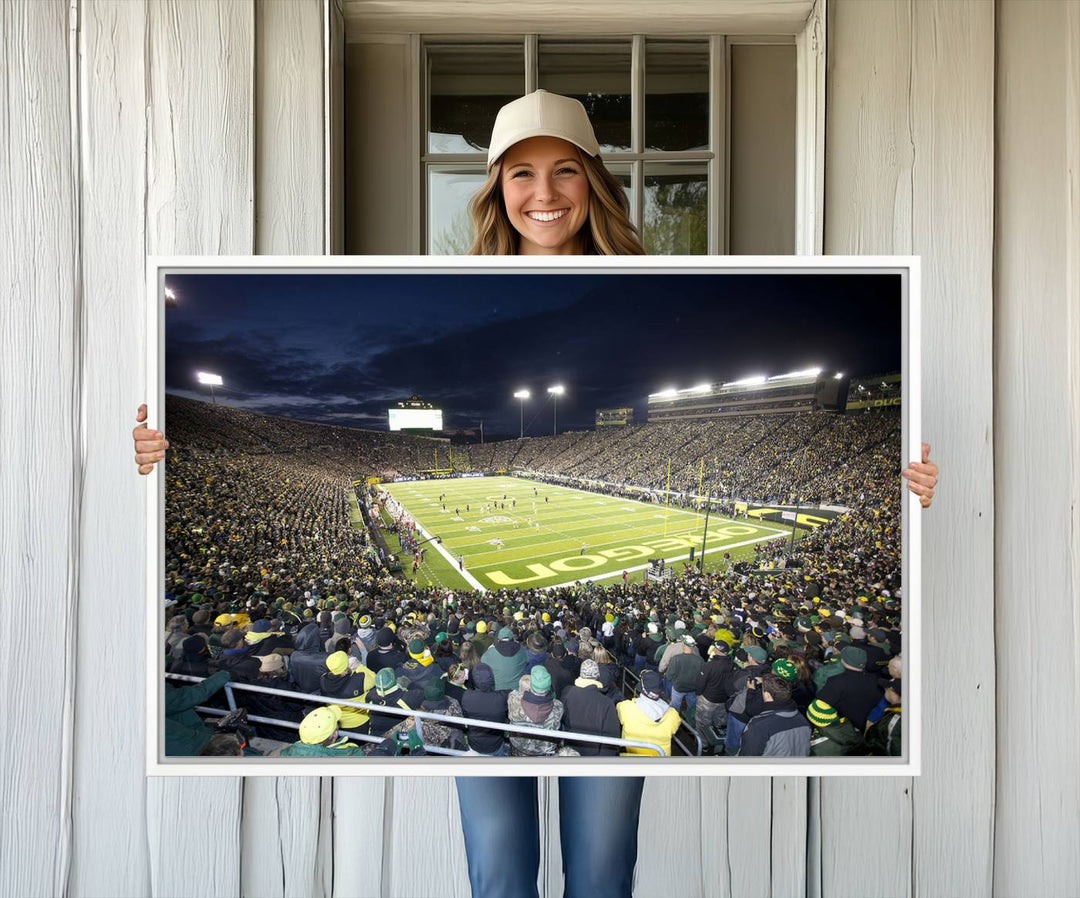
[133,403,169,474]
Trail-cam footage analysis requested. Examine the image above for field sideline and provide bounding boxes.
[382,475,791,592]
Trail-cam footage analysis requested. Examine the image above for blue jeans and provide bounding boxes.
[725,715,747,754]
[669,689,697,716]
[455,777,645,898]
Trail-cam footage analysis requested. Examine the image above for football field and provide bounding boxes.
[382,475,791,593]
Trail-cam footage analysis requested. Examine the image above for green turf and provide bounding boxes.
[381,475,793,593]
[376,505,473,591]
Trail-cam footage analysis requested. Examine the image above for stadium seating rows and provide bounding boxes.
[163,395,903,758]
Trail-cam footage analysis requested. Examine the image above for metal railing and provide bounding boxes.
[192,704,475,756]
[166,674,667,756]
[618,663,706,757]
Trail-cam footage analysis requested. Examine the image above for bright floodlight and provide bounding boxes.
[514,389,530,437]
[547,385,564,435]
[693,383,712,392]
[649,387,678,398]
[727,375,767,387]
[165,286,177,300]
[768,367,823,381]
[834,372,844,380]
[197,372,223,386]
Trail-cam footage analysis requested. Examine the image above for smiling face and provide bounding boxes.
[499,136,591,255]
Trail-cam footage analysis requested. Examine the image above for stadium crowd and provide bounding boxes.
[163,396,903,760]
[482,409,900,508]
[163,394,462,480]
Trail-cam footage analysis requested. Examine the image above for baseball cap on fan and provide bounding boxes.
[486,90,601,169]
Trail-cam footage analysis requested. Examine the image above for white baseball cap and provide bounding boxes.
[486,90,601,168]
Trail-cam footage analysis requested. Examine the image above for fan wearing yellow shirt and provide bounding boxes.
[616,669,681,757]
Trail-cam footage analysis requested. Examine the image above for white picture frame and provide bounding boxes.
[146,254,920,777]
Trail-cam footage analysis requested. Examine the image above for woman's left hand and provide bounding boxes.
[902,442,938,508]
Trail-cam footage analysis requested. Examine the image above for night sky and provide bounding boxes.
[164,271,901,440]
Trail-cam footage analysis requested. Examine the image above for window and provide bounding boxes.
[421,35,795,256]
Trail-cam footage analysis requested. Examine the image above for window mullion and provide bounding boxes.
[631,34,645,233]
[709,35,726,256]
[420,34,734,255]
[419,38,429,254]
[723,37,733,255]
[525,34,537,93]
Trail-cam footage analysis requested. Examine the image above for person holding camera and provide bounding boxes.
[737,673,812,757]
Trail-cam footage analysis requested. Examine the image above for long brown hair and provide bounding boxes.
[788,652,812,684]
[459,640,480,670]
[468,151,645,256]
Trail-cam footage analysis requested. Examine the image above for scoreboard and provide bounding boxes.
[596,407,634,427]
[388,407,443,431]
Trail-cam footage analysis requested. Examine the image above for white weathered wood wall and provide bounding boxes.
[1,1,1077,896]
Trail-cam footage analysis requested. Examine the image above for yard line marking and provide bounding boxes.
[410,518,486,593]
[383,476,793,588]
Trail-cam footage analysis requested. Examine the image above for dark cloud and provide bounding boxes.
[165,271,900,436]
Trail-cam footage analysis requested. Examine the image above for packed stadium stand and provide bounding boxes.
[163,394,903,760]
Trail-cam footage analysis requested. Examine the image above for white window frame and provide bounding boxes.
[402,2,825,256]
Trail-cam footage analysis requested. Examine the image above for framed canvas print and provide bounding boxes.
[145,255,920,777]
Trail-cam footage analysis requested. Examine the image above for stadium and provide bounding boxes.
[164,361,904,761]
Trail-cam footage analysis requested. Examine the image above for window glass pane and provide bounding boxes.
[538,40,632,153]
[428,44,524,154]
[604,163,634,220]
[645,40,709,152]
[643,163,707,255]
[428,167,487,254]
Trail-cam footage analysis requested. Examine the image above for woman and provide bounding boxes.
[133,90,938,898]
[440,91,653,898]
[458,639,481,689]
[592,644,621,697]
[787,651,817,714]
[467,92,643,257]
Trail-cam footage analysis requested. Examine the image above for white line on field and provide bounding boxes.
[411,519,487,593]
[387,476,794,590]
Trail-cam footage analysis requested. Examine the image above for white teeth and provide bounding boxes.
[527,210,567,222]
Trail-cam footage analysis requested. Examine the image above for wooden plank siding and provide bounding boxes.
[825,1,993,898]
[142,0,254,895]
[0,2,79,896]
[907,3,997,894]
[70,1,153,895]
[0,2,1077,898]
[993,2,1080,895]
[824,3,997,898]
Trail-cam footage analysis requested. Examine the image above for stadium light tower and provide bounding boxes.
[513,389,530,438]
[547,385,565,435]
[197,371,223,405]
